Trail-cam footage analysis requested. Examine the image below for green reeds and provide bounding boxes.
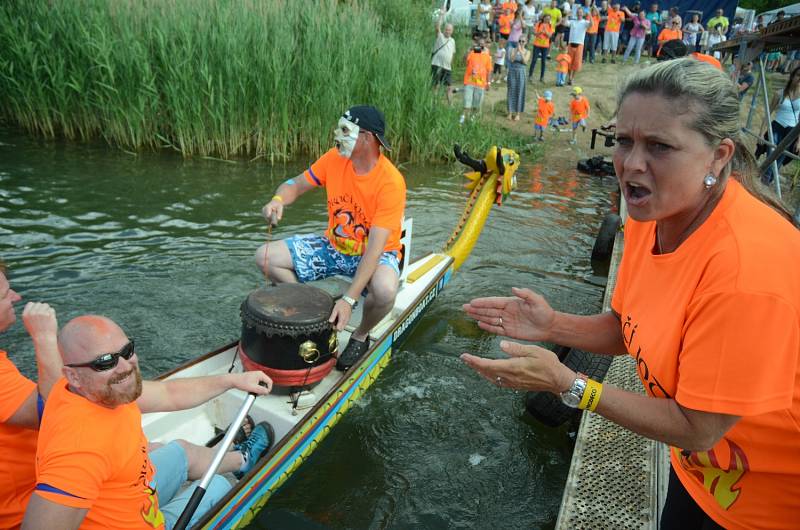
[0,0,522,162]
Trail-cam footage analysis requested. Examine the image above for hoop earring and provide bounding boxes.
[703,173,717,189]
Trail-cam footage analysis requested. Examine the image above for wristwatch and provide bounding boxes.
[560,372,588,408]
[341,295,358,309]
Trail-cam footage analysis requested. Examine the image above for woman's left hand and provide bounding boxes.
[460,340,575,393]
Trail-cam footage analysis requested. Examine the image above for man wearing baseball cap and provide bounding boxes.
[257,105,406,371]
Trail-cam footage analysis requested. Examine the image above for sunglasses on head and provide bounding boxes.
[66,340,135,372]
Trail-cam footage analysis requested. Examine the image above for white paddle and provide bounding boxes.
[173,384,265,530]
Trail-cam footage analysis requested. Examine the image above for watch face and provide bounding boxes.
[561,392,581,408]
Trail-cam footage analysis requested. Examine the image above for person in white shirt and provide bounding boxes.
[522,0,538,40]
[706,23,726,61]
[564,7,592,85]
[431,9,456,104]
[478,0,493,33]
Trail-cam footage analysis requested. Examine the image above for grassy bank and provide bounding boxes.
[0,0,525,162]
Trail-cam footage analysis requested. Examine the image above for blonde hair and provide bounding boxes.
[616,58,793,221]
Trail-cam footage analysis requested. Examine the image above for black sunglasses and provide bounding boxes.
[66,340,136,372]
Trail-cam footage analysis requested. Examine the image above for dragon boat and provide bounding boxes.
[142,145,520,529]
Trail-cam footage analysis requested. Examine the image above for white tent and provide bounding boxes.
[758,3,800,26]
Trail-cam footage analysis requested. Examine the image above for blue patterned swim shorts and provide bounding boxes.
[285,234,400,283]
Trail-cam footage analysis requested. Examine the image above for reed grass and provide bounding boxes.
[0,0,525,162]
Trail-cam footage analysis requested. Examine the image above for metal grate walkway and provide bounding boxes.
[556,207,669,529]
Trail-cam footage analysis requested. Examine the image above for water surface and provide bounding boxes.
[0,128,618,529]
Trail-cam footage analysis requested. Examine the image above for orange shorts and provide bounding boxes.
[567,43,583,72]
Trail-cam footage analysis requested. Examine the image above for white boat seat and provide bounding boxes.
[312,276,352,299]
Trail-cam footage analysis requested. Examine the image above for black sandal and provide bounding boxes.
[205,414,255,447]
[336,336,371,372]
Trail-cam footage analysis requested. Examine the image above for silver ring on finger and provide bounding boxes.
[498,317,503,327]
[495,376,503,386]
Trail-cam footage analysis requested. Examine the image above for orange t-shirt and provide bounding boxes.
[463,49,493,89]
[501,1,517,14]
[588,15,601,34]
[0,350,38,529]
[555,52,572,73]
[35,380,164,529]
[533,22,553,48]
[611,180,800,530]
[305,148,406,256]
[658,27,682,42]
[535,98,555,127]
[606,9,625,32]
[498,13,512,34]
[569,96,590,121]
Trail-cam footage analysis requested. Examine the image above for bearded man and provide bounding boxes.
[256,105,406,372]
[22,315,274,530]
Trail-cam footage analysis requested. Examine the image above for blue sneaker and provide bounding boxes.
[233,421,274,479]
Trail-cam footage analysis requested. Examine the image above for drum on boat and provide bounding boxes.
[238,284,338,387]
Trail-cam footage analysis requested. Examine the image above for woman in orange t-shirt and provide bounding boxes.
[461,59,800,529]
[529,15,553,82]
[657,20,683,56]
[584,7,601,64]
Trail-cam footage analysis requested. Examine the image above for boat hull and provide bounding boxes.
[143,254,454,529]
[203,265,453,529]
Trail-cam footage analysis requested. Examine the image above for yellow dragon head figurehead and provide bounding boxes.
[454,144,519,204]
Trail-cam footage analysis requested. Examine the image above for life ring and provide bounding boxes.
[591,213,621,264]
[524,346,612,428]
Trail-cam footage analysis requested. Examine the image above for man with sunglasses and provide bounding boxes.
[0,263,62,528]
[256,105,406,372]
[24,315,274,530]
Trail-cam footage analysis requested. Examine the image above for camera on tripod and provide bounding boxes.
[590,127,616,150]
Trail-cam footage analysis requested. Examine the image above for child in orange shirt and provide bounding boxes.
[534,90,555,141]
[498,9,513,41]
[555,42,571,86]
[569,86,590,144]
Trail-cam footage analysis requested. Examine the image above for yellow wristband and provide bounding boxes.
[578,378,603,412]
[272,195,283,202]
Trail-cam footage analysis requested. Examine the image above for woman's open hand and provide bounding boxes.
[460,340,574,394]
[462,287,555,342]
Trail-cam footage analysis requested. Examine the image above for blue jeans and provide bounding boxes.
[151,441,232,530]
[649,27,660,56]
[529,46,548,80]
[556,72,566,86]
[619,27,630,49]
[623,36,646,63]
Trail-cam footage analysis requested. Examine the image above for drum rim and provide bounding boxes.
[240,285,334,336]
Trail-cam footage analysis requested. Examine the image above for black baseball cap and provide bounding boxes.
[342,105,391,151]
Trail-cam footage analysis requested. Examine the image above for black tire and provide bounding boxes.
[591,213,621,263]
[524,347,613,428]
[577,159,592,174]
